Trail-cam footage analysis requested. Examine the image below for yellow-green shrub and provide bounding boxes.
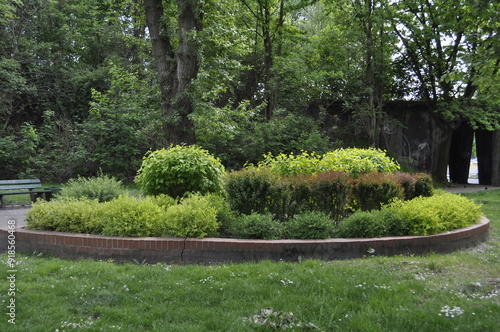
[99,196,168,237]
[164,194,219,238]
[319,148,400,177]
[259,148,400,178]
[26,198,103,234]
[388,192,482,235]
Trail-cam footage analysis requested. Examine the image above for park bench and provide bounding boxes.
[0,179,56,208]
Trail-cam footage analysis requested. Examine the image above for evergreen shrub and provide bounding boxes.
[135,145,225,198]
[26,194,223,238]
[99,196,168,237]
[229,213,282,239]
[285,211,337,239]
[339,192,482,238]
[224,167,278,216]
[309,171,352,221]
[391,172,434,200]
[351,172,404,211]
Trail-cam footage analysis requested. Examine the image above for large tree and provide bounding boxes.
[390,0,499,182]
[143,0,203,145]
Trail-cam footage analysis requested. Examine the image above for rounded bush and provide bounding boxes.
[229,213,282,239]
[285,211,337,239]
[135,145,225,197]
[320,148,400,177]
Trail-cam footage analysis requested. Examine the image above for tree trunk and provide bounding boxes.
[143,0,199,146]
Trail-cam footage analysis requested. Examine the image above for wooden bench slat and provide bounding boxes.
[0,179,41,185]
[0,184,43,191]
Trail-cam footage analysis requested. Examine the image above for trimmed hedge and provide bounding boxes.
[224,168,434,221]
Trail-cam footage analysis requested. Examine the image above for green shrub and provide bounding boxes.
[164,194,219,238]
[26,199,103,234]
[203,193,237,236]
[351,172,404,211]
[391,172,434,200]
[148,194,178,210]
[285,211,337,239]
[319,148,400,177]
[338,210,389,238]
[389,192,482,235]
[224,167,278,216]
[135,145,225,198]
[259,151,322,177]
[413,173,434,198]
[58,174,124,202]
[337,208,410,238]
[99,196,169,237]
[310,171,352,221]
[229,213,282,239]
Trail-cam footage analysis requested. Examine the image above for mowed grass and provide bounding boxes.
[0,190,499,331]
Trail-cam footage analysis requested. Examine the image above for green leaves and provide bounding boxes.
[135,145,226,198]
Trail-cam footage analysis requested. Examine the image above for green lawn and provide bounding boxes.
[1,190,499,331]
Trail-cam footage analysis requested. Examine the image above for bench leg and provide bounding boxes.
[0,195,4,209]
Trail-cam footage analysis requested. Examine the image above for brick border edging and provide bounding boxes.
[0,217,490,264]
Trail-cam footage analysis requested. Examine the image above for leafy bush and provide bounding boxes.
[203,193,237,236]
[285,211,337,239]
[259,148,400,178]
[309,171,352,221]
[391,172,434,200]
[319,148,400,177]
[135,145,225,198]
[259,151,322,177]
[388,192,482,235]
[351,172,404,211]
[413,173,434,198]
[58,174,125,202]
[26,199,103,234]
[338,210,390,238]
[338,208,410,238]
[163,194,219,238]
[148,194,178,210]
[99,196,168,237]
[229,213,282,239]
[224,167,278,216]
[27,193,223,238]
[339,192,482,238]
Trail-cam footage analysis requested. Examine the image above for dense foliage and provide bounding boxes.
[1,0,497,182]
[135,145,225,198]
[260,148,400,177]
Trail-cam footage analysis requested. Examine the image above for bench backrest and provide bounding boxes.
[0,179,43,191]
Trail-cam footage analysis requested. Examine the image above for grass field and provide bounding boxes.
[1,190,499,331]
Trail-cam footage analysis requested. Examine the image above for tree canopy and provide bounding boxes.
[0,0,498,182]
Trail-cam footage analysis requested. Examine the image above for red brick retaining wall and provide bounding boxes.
[0,217,490,264]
